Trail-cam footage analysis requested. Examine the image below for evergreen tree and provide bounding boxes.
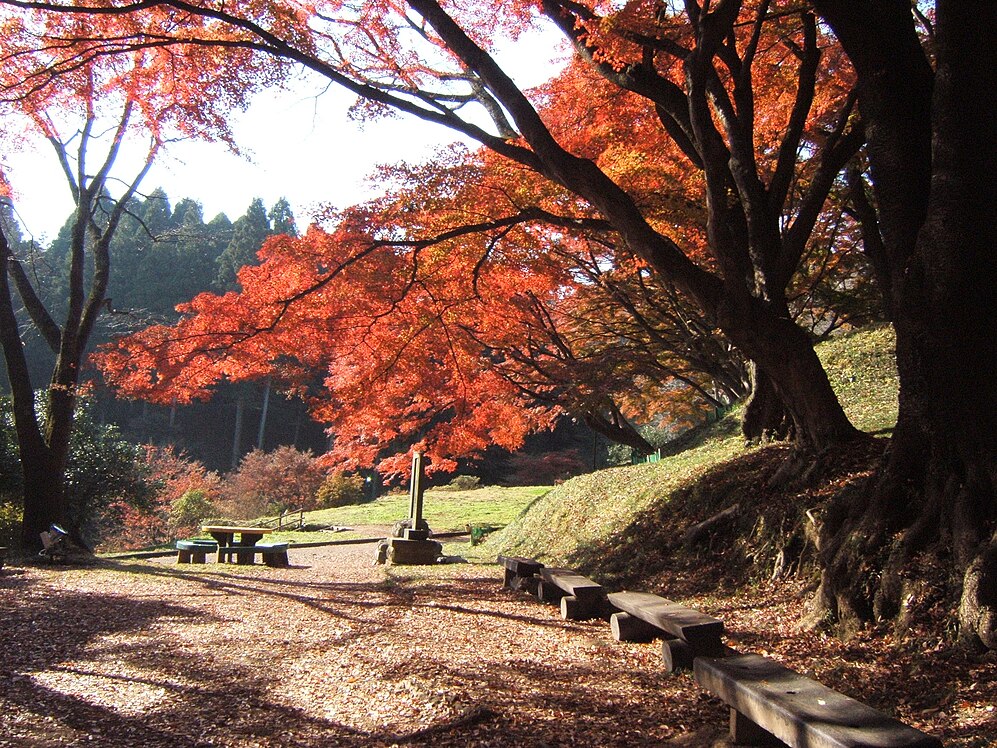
[214,197,270,290]
[268,197,297,237]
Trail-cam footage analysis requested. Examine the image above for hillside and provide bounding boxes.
[478,325,899,591]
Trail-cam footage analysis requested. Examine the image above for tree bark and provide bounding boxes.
[583,404,655,455]
[813,0,997,648]
[742,363,793,443]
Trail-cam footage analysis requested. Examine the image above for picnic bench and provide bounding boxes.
[694,653,943,748]
[539,567,608,620]
[607,591,725,671]
[217,542,290,567]
[176,539,217,564]
[499,555,544,592]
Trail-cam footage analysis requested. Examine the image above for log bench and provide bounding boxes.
[607,591,725,671]
[498,555,544,593]
[694,653,943,748]
[218,542,290,567]
[176,539,218,564]
[539,567,608,620]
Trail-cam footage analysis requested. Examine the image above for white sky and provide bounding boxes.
[6,77,462,242]
[5,29,567,244]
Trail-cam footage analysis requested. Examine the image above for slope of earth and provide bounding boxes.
[479,325,996,746]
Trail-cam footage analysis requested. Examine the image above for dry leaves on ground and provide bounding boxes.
[1,543,726,747]
[1,539,992,747]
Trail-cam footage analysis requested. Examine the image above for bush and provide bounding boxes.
[505,450,587,486]
[0,497,20,549]
[1,393,153,548]
[219,446,326,517]
[101,446,221,551]
[440,475,481,492]
[169,489,218,538]
[316,472,365,508]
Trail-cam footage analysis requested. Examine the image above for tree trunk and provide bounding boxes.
[583,407,655,455]
[814,0,997,649]
[231,387,245,470]
[718,295,860,453]
[19,444,69,552]
[257,376,272,450]
[742,363,793,443]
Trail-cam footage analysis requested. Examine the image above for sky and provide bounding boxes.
[6,76,464,242]
[5,28,567,244]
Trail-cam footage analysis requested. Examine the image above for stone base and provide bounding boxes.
[403,528,430,541]
[386,538,443,566]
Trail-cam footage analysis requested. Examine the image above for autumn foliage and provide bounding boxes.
[96,5,866,475]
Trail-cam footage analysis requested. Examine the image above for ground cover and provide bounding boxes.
[0,545,727,747]
[3,538,992,746]
[251,486,548,546]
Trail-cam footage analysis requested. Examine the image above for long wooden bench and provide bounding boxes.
[695,653,943,748]
[498,555,544,592]
[539,567,608,620]
[218,542,290,567]
[607,591,725,671]
[176,539,218,564]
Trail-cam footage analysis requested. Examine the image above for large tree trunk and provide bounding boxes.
[19,443,70,552]
[814,0,997,648]
[742,363,793,443]
[718,295,861,453]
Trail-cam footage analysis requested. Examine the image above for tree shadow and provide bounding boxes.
[0,562,721,746]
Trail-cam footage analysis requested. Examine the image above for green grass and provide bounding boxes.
[815,325,897,434]
[239,484,549,546]
[472,416,746,564]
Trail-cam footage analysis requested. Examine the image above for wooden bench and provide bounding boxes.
[498,555,544,593]
[218,542,290,567]
[539,567,608,620]
[607,591,725,671]
[694,653,943,748]
[176,539,218,564]
[0,546,7,569]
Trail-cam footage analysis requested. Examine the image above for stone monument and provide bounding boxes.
[377,451,443,565]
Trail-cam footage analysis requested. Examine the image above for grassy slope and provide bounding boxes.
[476,326,898,578]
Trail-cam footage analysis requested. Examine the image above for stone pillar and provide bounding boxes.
[404,451,429,541]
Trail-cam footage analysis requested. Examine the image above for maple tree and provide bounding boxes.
[95,10,867,476]
[0,3,281,550]
[6,0,865,453]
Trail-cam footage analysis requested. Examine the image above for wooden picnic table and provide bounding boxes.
[201,525,273,563]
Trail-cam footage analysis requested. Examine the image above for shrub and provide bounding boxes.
[169,489,218,538]
[0,497,20,549]
[505,450,587,486]
[316,472,365,508]
[220,446,326,517]
[440,475,481,492]
[2,393,154,549]
[101,445,221,551]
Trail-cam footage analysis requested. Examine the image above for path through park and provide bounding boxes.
[0,539,728,747]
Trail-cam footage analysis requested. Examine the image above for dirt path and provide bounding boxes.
[0,538,726,747]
